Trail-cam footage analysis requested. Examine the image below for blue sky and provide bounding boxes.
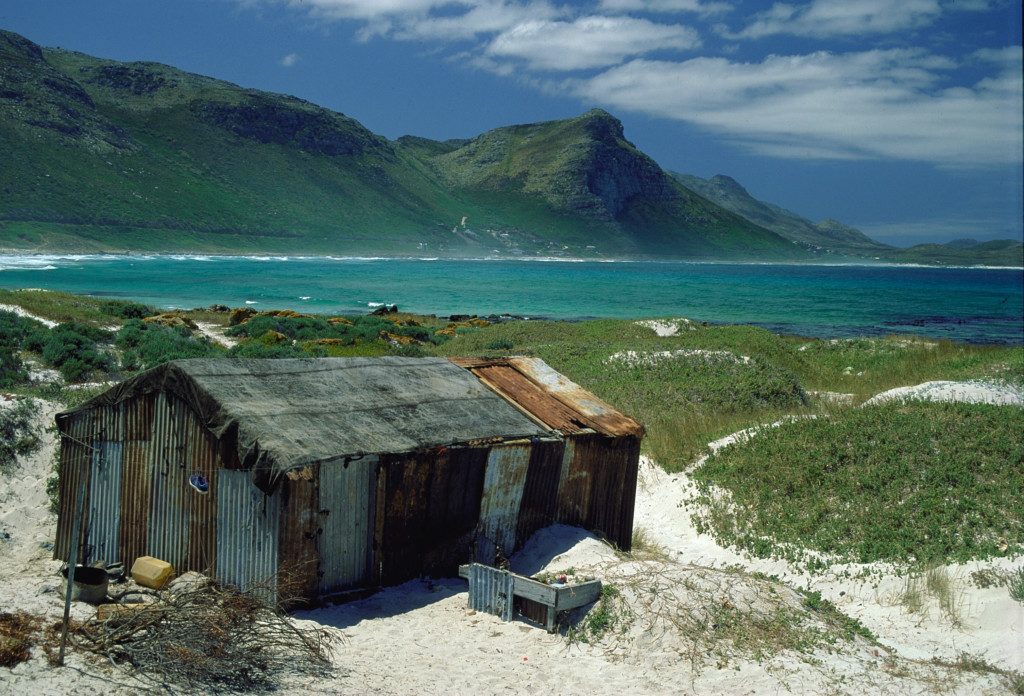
[3,0,1021,247]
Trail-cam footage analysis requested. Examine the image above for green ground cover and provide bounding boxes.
[3,292,1021,568]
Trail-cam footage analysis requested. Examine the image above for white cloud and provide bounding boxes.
[292,0,463,21]
[598,0,733,16]
[281,53,300,67]
[726,0,943,39]
[392,1,564,41]
[281,0,565,41]
[566,48,1023,166]
[972,45,1023,65]
[485,15,701,71]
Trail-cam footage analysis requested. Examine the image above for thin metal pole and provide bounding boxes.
[58,461,88,666]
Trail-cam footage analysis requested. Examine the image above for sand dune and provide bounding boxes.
[1,382,1021,695]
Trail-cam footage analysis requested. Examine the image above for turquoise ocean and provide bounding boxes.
[1,255,1021,345]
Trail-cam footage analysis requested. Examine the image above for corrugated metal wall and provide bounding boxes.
[276,467,319,603]
[54,361,642,600]
[554,439,588,528]
[184,412,218,573]
[54,403,123,563]
[476,443,532,564]
[147,393,190,570]
[375,447,489,586]
[216,468,280,598]
[55,391,223,576]
[556,433,640,550]
[515,439,565,547]
[86,441,122,565]
[466,563,514,621]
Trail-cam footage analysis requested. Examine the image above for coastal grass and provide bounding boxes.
[5,293,1023,568]
[687,401,1024,567]
[793,335,1024,399]
[0,289,128,326]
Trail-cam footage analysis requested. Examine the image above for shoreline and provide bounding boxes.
[1,250,1021,270]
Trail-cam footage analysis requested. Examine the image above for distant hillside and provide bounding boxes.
[887,239,1024,267]
[671,173,1022,266]
[670,173,891,257]
[0,30,802,260]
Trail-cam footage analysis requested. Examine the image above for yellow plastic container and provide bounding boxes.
[131,556,174,589]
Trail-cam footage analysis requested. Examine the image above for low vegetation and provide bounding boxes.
[3,291,1022,573]
[689,401,1024,567]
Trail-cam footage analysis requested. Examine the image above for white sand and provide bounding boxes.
[863,380,1024,407]
[0,304,58,328]
[2,382,1022,695]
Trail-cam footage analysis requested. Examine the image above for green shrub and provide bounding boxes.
[34,323,113,382]
[1010,567,1024,604]
[226,314,332,341]
[100,301,155,319]
[113,320,218,371]
[0,310,41,349]
[226,342,327,359]
[114,318,147,350]
[0,346,28,388]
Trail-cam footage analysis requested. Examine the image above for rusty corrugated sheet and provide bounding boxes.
[318,457,375,594]
[119,439,151,566]
[185,413,219,574]
[449,357,644,438]
[557,433,639,550]
[216,468,280,599]
[54,403,123,563]
[54,412,92,561]
[375,448,488,586]
[554,439,588,528]
[124,392,153,440]
[476,443,531,564]
[86,440,122,565]
[515,439,565,547]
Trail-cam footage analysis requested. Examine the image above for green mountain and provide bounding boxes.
[0,30,805,259]
[2,30,1017,265]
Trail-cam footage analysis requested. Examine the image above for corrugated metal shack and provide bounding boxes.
[54,356,643,603]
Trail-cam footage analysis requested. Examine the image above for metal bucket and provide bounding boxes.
[61,565,109,604]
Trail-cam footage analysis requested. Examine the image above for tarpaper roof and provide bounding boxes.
[57,357,551,490]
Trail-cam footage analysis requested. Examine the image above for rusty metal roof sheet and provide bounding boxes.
[449,357,644,438]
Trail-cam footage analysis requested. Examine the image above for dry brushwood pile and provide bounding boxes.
[70,578,338,691]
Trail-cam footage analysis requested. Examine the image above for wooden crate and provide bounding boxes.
[459,564,601,631]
